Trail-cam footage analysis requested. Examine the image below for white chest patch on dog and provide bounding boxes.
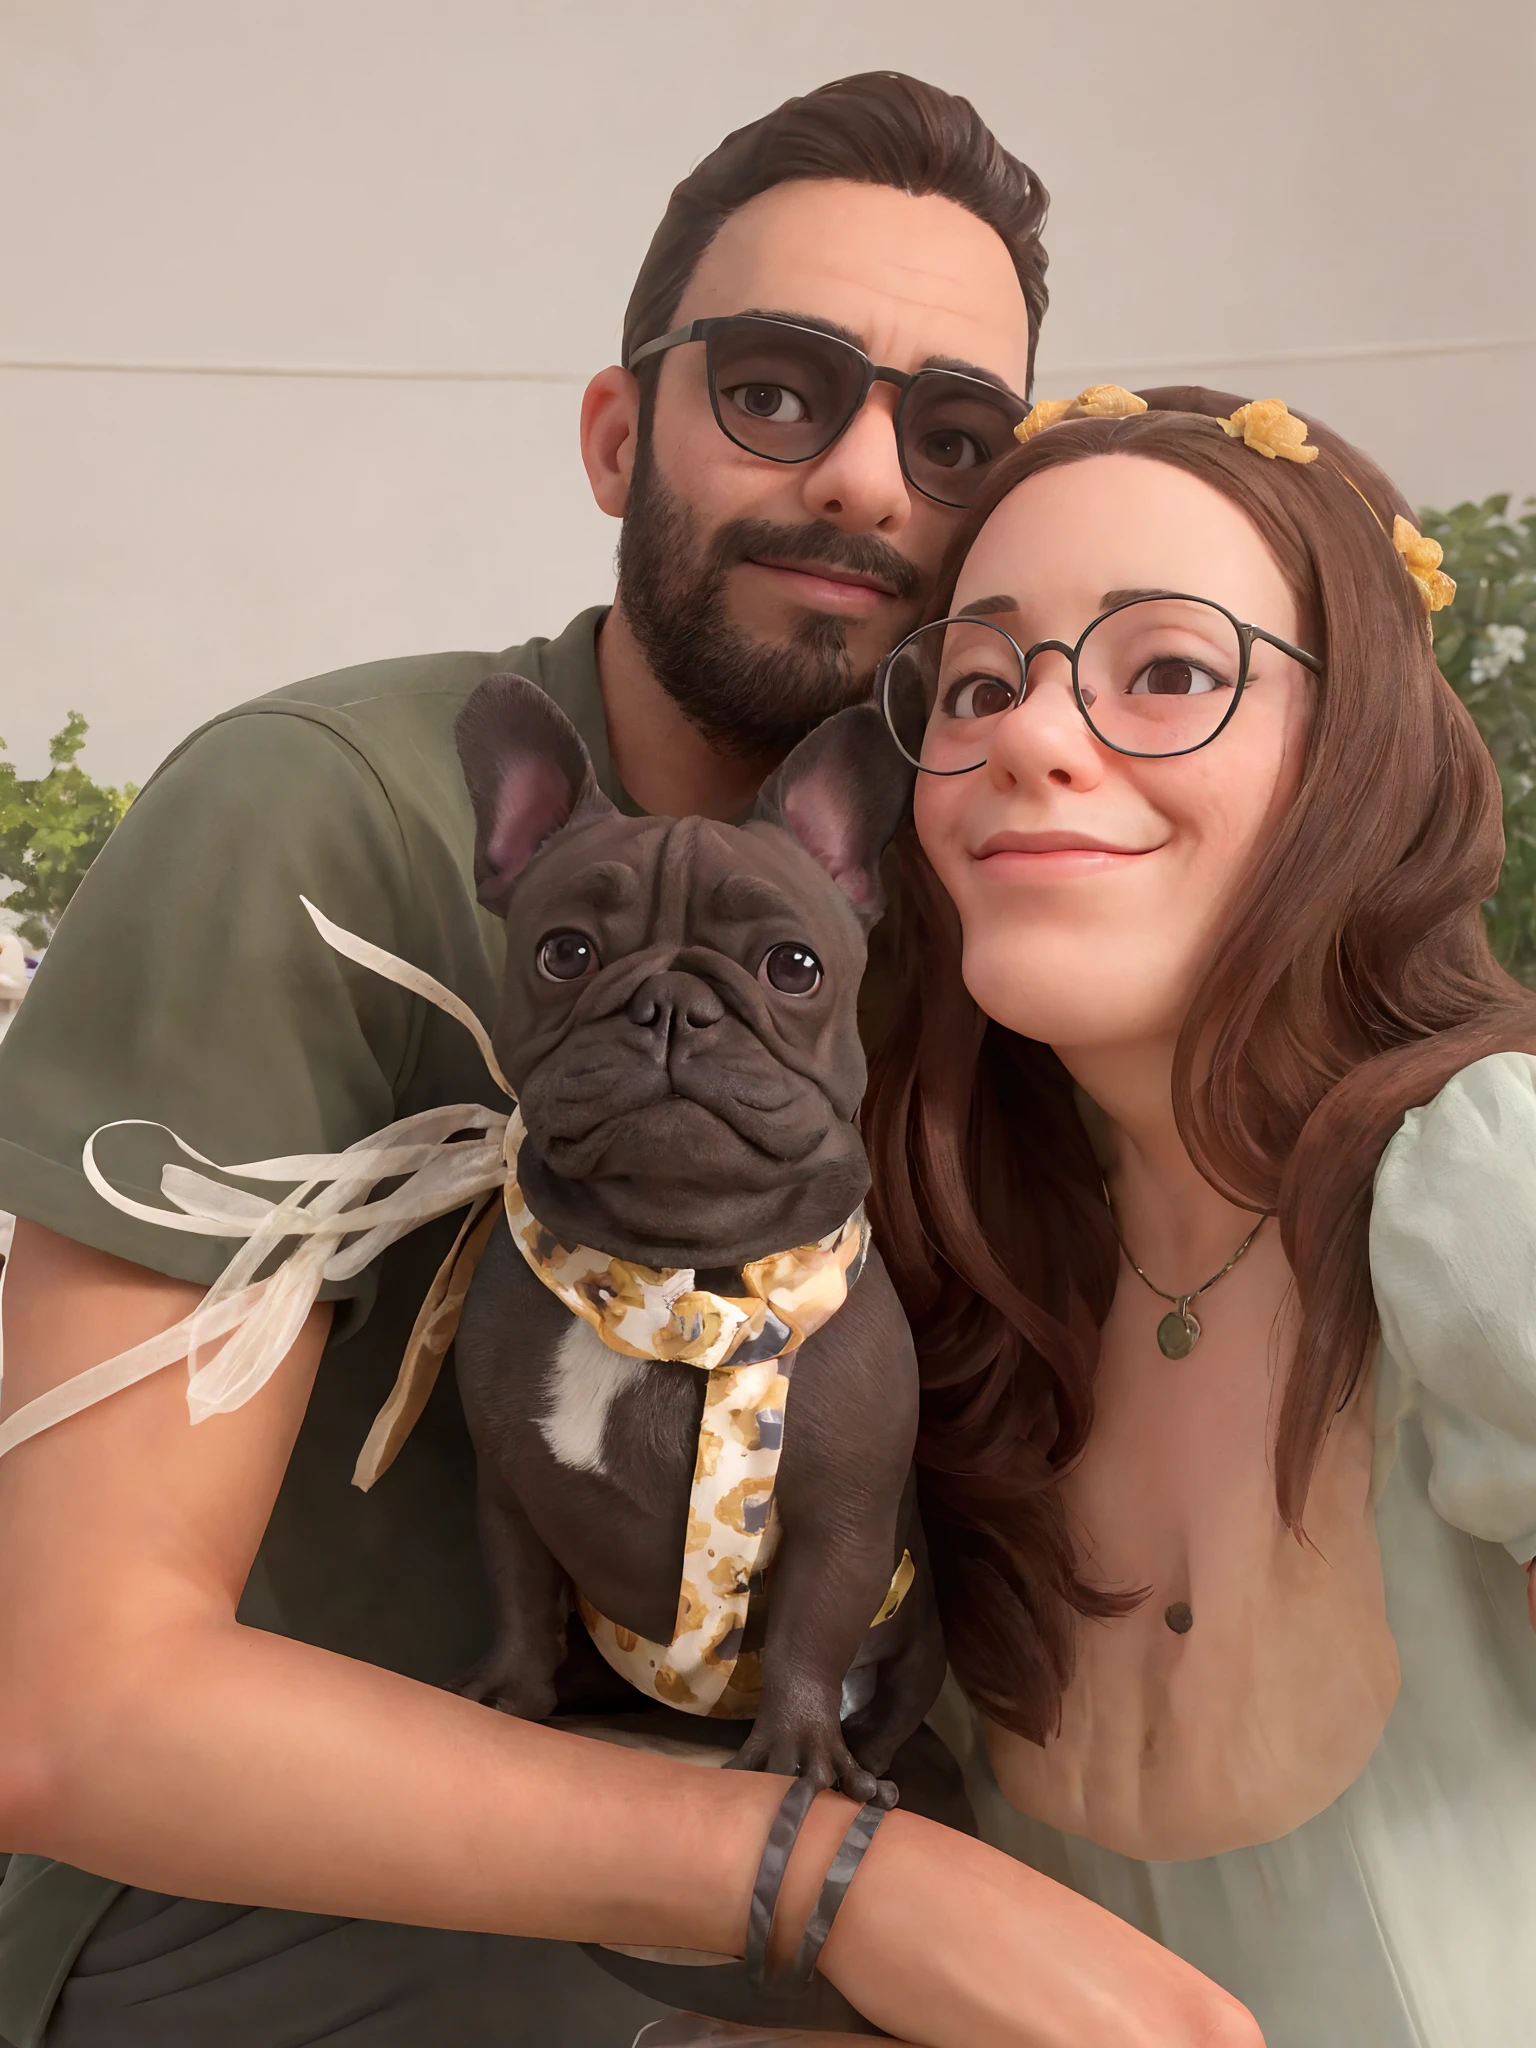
[538,1316,649,1475]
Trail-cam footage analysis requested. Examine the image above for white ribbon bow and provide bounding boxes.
[0,898,513,1462]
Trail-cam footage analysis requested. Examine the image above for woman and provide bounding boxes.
[866,385,1536,2048]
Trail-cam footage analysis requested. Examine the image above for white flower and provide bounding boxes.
[1470,624,1529,684]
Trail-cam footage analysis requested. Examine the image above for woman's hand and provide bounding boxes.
[735,1790,1265,2048]
[632,1800,1267,2048]
[815,1808,1264,2048]
[635,2024,905,2047]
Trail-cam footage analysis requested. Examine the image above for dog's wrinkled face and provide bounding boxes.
[500,811,871,1262]
[456,677,913,1266]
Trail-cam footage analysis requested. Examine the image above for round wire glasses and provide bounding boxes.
[877,594,1324,770]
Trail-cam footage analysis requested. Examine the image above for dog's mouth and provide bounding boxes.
[531,1079,830,1186]
[513,1072,866,1269]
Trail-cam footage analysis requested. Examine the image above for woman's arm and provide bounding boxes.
[1371,1053,1536,1603]
[0,1223,1260,2048]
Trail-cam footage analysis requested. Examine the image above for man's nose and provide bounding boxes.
[799,387,911,532]
[627,971,725,1043]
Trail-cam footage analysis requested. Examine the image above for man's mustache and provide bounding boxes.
[708,517,924,602]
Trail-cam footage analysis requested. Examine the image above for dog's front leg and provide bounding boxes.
[457,1474,569,1721]
[726,1260,918,1808]
[729,1500,901,1808]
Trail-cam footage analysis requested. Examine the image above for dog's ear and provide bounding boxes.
[455,674,618,914]
[751,704,915,927]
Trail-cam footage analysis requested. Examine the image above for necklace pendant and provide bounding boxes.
[1157,1305,1202,1359]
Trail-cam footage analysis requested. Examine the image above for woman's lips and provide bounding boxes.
[972,829,1160,874]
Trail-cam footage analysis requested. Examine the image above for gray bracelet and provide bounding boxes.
[743,1775,819,1989]
[788,1800,888,1988]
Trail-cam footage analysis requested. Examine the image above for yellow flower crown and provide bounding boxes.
[1013,387,1455,615]
[1389,515,1457,614]
[1014,383,1148,440]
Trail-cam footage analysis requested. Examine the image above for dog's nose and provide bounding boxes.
[627,971,724,1039]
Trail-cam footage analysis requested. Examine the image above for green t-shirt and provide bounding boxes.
[0,608,627,2045]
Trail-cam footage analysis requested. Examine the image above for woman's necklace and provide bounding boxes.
[1103,1184,1267,1358]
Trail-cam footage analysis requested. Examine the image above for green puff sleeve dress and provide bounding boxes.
[937,1050,1536,2048]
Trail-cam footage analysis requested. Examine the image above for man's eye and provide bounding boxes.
[944,673,1017,721]
[537,930,600,982]
[758,941,823,996]
[723,382,809,425]
[1127,658,1229,698]
[918,429,988,472]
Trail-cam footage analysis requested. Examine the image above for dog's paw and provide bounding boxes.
[837,1718,898,1788]
[726,1714,899,1810]
[454,1655,558,1721]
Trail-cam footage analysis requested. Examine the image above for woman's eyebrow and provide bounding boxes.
[1099,586,1174,607]
[956,593,1021,618]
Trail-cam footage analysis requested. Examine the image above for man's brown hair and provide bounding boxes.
[622,72,1050,393]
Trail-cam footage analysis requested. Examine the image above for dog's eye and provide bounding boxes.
[537,930,600,982]
[759,941,823,997]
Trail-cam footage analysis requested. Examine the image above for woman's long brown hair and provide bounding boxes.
[864,386,1536,1743]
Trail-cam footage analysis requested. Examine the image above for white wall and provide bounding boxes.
[4,0,1533,786]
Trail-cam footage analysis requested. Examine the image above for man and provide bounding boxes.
[0,70,1111,2048]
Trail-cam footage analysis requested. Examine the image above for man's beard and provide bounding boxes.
[616,432,923,762]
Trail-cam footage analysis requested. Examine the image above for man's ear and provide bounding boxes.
[580,366,639,519]
[454,674,618,915]
[751,705,916,928]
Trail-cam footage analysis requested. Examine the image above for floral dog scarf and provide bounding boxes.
[501,1112,905,1716]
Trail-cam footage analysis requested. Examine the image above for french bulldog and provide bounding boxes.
[451,673,947,1805]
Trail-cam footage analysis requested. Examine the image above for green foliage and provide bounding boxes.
[1423,495,1536,985]
[0,713,138,949]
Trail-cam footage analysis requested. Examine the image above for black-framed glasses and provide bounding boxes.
[878,595,1324,770]
[627,314,1028,510]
